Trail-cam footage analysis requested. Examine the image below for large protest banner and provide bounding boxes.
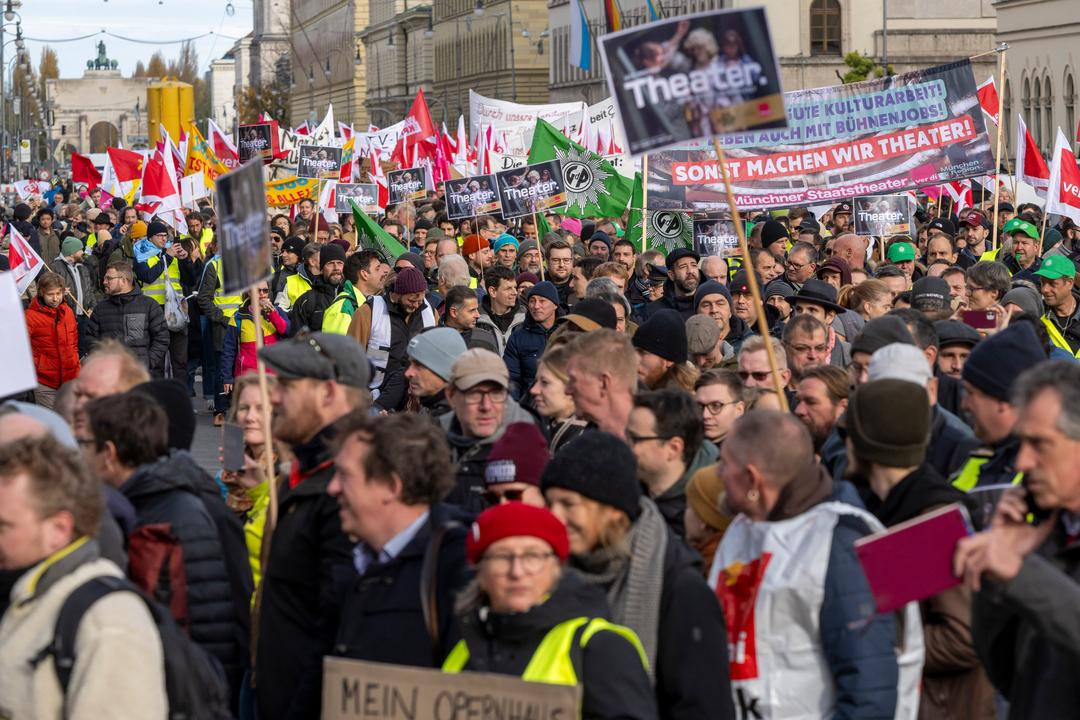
[444,175,501,219]
[264,176,320,208]
[218,161,272,293]
[322,657,581,720]
[469,90,587,157]
[599,8,787,156]
[495,160,567,218]
[645,59,995,210]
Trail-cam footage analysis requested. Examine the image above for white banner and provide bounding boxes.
[469,90,586,157]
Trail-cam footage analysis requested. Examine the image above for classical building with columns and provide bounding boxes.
[45,43,151,156]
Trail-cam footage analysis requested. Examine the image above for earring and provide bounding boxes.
[747,488,759,502]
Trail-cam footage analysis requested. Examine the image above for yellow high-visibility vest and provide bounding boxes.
[1042,315,1080,357]
[141,254,183,305]
[285,272,313,308]
[210,257,242,319]
[442,616,647,687]
[951,456,1022,492]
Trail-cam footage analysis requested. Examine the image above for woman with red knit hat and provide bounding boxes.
[443,502,657,720]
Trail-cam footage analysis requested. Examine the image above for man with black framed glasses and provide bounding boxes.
[439,348,541,515]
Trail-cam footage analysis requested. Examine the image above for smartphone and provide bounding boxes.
[222,423,246,473]
[961,309,997,330]
[1023,478,1053,526]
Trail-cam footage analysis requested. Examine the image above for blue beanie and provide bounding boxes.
[961,322,1045,401]
[693,280,732,312]
[491,233,520,253]
[526,281,560,307]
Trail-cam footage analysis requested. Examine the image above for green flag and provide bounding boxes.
[536,211,553,239]
[646,209,694,255]
[626,172,644,252]
[527,118,634,219]
[350,200,408,260]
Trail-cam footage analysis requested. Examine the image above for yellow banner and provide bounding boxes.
[185,125,228,188]
[265,176,319,208]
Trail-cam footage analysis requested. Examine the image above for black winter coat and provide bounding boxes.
[84,288,169,373]
[332,503,472,667]
[255,425,354,719]
[642,279,696,321]
[453,572,658,720]
[290,276,341,333]
[119,453,240,679]
[372,296,438,413]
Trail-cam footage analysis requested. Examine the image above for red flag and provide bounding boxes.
[944,179,973,212]
[208,119,239,170]
[1047,127,1080,226]
[402,88,437,146]
[8,224,44,294]
[368,149,389,210]
[1015,113,1050,197]
[71,152,102,190]
[976,77,1000,127]
[107,147,144,183]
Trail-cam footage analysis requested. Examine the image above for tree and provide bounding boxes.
[238,84,290,125]
[38,46,58,97]
[133,60,147,78]
[146,52,167,79]
[837,52,893,84]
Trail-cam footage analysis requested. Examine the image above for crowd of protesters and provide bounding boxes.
[2,175,1080,720]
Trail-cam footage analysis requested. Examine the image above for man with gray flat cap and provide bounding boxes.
[253,331,373,719]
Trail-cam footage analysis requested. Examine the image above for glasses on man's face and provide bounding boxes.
[481,550,555,575]
[790,343,828,355]
[549,257,573,266]
[737,370,771,383]
[462,387,508,405]
[698,400,737,415]
[786,259,809,271]
[481,488,526,506]
[103,275,123,283]
[625,431,671,445]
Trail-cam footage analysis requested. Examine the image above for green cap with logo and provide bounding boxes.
[887,241,916,263]
[1034,255,1077,280]
[1004,217,1040,240]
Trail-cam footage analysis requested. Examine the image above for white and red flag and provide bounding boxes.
[8,224,44,294]
[1015,113,1051,197]
[1046,127,1080,226]
[977,77,1000,127]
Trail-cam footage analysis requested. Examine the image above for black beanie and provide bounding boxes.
[694,280,732,312]
[851,315,915,356]
[845,379,930,467]
[320,243,346,266]
[541,430,641,521]
[132,379,196,451]
[632,308,688,363]
[761,219,788,246]
[962,322,1045,401]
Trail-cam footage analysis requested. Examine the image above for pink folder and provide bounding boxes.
[855,503,974,614]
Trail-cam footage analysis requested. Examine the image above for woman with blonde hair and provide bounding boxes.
[529,345,588,454]
[845,278,893,321]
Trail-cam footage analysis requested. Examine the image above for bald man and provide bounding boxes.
[832,234,866,270]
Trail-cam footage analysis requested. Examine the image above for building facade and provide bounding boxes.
[46,44,151,155]
[251,0,292,88]
[208,54,238,133]
[548,0,997,106]
[290,0,368,128]
[359,1,434,128]
[430,0,551,124]
[996,0,1080,159]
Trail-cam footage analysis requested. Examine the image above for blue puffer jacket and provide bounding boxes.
[503,314,557,399]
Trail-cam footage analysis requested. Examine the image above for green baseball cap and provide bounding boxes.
[1034,255,1077,280]
[887,241,916,263]
[1004,217,1040,240]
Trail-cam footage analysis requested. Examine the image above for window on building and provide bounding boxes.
[1043,75,1053,155]
[1066,72,1076,153]
[1031,77,1041,150]
[1003,78,1012,158]
[809,0,841,56]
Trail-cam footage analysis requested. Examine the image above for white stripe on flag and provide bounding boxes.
[569,0,591,71]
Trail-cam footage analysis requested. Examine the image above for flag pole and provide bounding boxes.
[533,210,546,282]
[64,287,88,316]
[711,138,788,411]
[990,43,1008,252]
[641,154,649,252]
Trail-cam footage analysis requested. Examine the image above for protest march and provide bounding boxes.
[5,4,1080,720]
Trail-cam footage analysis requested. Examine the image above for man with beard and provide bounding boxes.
[517,240,543,276]
[794,365,849,454]
[644,248,701,320]
[252,333,370,718]
[544,240,575,311]
[292,244,346,332]
[693,280,745,361]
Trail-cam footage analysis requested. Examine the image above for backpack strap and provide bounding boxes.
[419,520,462,663]
[32,575,136,693]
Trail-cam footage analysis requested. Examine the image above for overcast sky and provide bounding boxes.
[17,0,253,78]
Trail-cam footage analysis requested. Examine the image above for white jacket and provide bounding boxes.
[0,538,167,720]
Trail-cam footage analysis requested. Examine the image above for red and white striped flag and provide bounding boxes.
[1046,127,1080,226]
[1015,113,1050,197]
[8,224,44,294]
[943,179,973,212]
[977,77,1000,127]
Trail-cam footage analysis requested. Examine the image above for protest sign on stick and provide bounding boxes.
[322,656,581,720]
[298,145,344,180]
[239,122,276,163]
[599,8,787,156]
[495,160,567,218]
[388,167,430,204]
[444,175,501,219]
[853,196,914,237]
[693,216,740,258]
[0,272,38,399]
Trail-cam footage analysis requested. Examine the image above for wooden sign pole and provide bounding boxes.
[990,44,1008,251]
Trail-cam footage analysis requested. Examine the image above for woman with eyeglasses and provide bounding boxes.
[220,282,290,402]
[529,345,588,455]
[443,502,658,720]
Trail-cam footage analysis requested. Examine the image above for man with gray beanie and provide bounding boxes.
[404,327,467,416]
[955,322,1047,491]
[844,378,993,719]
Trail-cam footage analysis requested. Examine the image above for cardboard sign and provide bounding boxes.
[335,183,381,214]
[0,272,37,398]
[321,657,581,720]
[217,160,272,293]
[298,144,344,180]
[599,8,787,156]
[388,167,430,204]
[693,217,740,258]
[238,123,275,163]
[495,160,566,218]
[853,195,914,236]
[180,173,210,208]
[444,175,500,219]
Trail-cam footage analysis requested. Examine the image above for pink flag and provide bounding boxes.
[977,77,1000,127]
[1016,113,1050,197]
[8,224,44,294]
[1046,127,1080,226]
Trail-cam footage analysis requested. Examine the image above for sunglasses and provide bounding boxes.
[482,488,526,506]
[737,370,772,383]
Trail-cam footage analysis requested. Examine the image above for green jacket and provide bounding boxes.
[322,280,365,335]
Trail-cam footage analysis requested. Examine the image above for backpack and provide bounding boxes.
[36,574,232,720]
